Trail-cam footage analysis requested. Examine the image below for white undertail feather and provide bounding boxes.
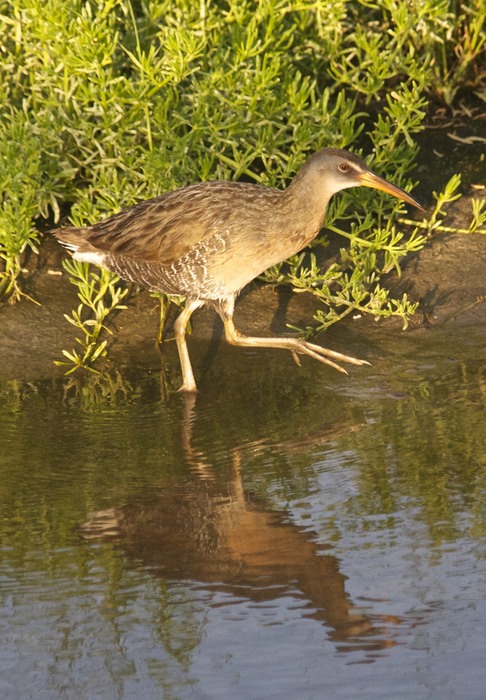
[59,241,106,266]
[72,250,107,266]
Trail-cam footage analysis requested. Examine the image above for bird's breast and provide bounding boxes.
[202,221,320,297]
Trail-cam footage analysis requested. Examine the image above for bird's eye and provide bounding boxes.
[338,162,350,173]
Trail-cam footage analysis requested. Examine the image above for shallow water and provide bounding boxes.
[0,327,484,699]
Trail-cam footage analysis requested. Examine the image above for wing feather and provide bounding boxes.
[54,181,277,264]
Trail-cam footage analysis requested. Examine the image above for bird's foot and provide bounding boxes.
[296,339,371,374]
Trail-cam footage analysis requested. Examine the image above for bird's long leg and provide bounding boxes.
[216,296,369,375]
[173,298,204,392]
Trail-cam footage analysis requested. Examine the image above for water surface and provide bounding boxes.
[0,327,484,699]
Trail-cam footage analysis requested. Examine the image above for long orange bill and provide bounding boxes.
[358,171,425,211]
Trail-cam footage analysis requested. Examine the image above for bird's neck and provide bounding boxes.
[282,172,332,238]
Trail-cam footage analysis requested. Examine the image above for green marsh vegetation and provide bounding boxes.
[0,0,484,372]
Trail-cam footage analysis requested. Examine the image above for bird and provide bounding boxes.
[53,148,424,392]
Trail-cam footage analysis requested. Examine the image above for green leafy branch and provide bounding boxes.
[400,175,486,236]
[55,259,128,374]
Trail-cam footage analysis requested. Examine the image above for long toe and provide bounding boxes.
[301,340,371,367]
[298,345,349,373]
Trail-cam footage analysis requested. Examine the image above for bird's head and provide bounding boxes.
[299,148,424,211]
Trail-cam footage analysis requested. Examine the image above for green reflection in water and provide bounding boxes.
[337,359,486,545]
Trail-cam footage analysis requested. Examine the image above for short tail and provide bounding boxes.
[51,227,106,266]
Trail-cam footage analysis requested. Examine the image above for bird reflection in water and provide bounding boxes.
[79,394,403,654]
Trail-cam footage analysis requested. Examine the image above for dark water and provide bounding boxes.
[0,327,484,699]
